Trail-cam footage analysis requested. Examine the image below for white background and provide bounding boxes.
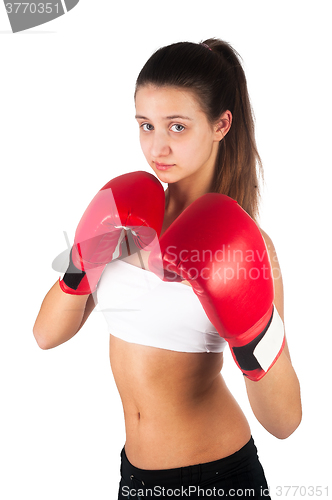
[1,1,331,498]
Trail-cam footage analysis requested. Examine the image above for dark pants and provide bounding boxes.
[118,436,271,499]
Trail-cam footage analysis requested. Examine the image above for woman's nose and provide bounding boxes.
[150,131,171,158]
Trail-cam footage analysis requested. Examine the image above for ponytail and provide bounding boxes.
[202,38,263,221]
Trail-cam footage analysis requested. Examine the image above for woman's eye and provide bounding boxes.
[171,124,185,132]
[140,123,154,132]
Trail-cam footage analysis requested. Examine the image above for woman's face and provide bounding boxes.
[135,85,222,187]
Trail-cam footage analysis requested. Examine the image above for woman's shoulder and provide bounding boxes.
[258,227,280,273]
[258,227,284,321]
[258,227,280,277]
[258,227,274,252]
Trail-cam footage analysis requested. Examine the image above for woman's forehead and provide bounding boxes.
[135,85,204,117]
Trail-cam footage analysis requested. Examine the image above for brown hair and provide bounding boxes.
[135,38,263,221]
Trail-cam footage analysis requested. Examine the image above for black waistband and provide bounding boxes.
[120,437,258,488]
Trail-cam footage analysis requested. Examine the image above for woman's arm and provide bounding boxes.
[244,230,302,439]
[33,280,96,350]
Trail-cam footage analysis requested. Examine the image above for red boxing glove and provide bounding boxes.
[60,171,165,295]
[149,194,285,381]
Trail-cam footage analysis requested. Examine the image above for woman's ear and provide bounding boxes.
[214,110,232,141]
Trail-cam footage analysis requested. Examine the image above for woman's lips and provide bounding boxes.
[154,162,175,171]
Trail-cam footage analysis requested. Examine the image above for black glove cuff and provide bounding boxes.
[232,310,274,371]
[62,248,86,291]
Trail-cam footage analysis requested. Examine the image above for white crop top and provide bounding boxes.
[96,259,227,353]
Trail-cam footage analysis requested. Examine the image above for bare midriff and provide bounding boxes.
[108,247,251,470]
[109,273,251,470]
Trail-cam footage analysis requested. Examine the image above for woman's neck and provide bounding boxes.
[164,174,214,218]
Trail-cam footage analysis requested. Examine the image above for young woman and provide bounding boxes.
[33,39,302,498]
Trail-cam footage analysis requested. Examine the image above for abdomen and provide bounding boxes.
[109,335,251,470]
